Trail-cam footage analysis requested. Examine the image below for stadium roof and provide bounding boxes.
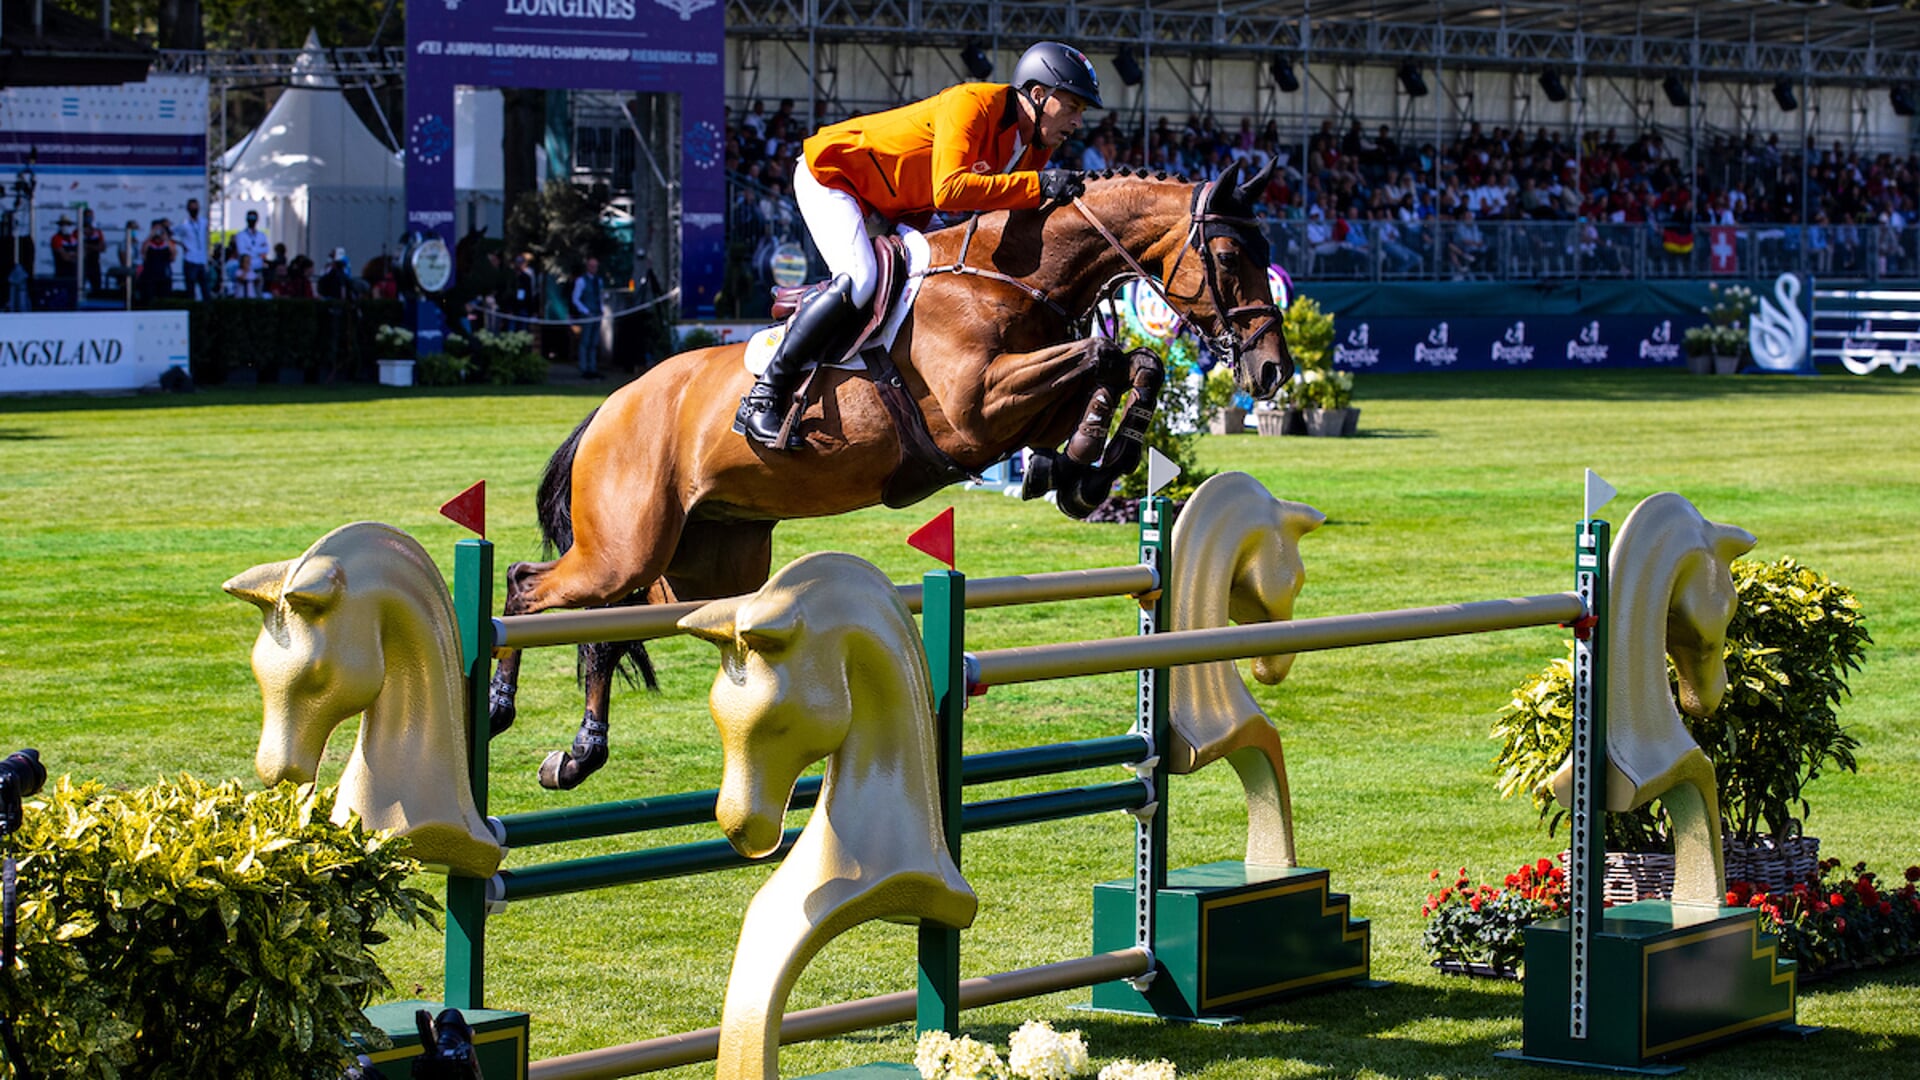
[726,0,1920,84]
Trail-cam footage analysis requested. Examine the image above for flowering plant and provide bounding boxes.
[1420,856,1568,972]
[915,1021,1123,1080]
[1734,859,1920,975]
[373,323,415,354]
[1682,282,1758,356]
[1098,1061,1177,1080]
[1286,367,1354,410]
[915,1030,1009,1080]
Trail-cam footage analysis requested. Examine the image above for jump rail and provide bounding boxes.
[442,486,1631,1078]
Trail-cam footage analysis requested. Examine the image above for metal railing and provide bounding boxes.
[1265,219,1920,284]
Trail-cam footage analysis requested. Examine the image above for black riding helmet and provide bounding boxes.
[1011,41,1103,110]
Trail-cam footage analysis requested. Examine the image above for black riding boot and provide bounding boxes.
[735,273,861,449]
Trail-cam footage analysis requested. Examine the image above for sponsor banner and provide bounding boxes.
[0,77,209,233]
[0,312,189,394]
[1327,314,1686,374]
[408,0,725,345]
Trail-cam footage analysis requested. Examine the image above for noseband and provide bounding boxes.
[1071,179,1283,372]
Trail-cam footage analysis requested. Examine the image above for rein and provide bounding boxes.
[917,180,1282,370]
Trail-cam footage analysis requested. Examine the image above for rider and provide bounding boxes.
[734,41,1103,448]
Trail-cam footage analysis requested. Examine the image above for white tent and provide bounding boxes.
[216,31,405,270]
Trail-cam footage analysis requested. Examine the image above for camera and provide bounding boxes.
[0,749,45,836]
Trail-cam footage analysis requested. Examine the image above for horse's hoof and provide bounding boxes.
[1020,451,1057,501]
[537,746,608,791]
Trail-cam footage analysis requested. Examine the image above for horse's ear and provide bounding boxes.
[281,557,344,616]
[1712,523,1757,562]
[1208,160,1243,210]
[680,595,800,652]
[1235,156,1277,207]
[224,560,291,611]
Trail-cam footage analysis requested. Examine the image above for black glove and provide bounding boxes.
[1038,170,1087,205]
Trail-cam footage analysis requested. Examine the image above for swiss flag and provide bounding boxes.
[1708,227,1738,274]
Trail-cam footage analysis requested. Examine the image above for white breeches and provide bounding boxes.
[792,156,879,307]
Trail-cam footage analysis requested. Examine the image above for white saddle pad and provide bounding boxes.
[745,227,933,377]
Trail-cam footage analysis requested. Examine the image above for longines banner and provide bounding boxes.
[407,0,724,349]
[1325,314,1688,374]
[0,312,189,394]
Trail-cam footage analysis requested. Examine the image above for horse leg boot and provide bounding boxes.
[1051,349,1167,519]
[734,273,860,450]
[538,642,616,790]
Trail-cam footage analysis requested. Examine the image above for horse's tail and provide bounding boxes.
[536,407,659,692]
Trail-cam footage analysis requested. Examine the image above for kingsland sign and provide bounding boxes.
[0,337,126,367]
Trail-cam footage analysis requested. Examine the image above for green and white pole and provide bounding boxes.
[1567,470,1616,1041]
[1130,449,1179,990]
[448,538,495,1011]
[917,568,967,1035]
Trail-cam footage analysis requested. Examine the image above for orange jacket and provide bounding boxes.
[803,83,1053,224]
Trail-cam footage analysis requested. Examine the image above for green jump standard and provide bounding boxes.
[1511,901,1797,1072]
[1090,861,1372,1020]
[355,1000,531,1080]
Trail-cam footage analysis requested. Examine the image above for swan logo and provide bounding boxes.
[1750,272,1812,372]
[1639,319,1681,362]
[653,0,717,17]
[1334,322,1380,367]
[1415,321,1459,366]
[1840,318,1920,375]
[1492,320,1534,365]
[1567,320,1610,364]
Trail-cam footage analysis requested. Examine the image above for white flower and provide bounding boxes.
[1097,1060,1177,1080]
[1007,1020,1090,1080]
[916,1030,1009,1080]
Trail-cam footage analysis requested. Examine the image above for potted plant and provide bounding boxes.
[1421,857,1568,978]
[1681,283,1758,375]
[1263,296,1344,435]
[1490,557,1871,901]
[373,323,416,387]
[1203,365,1248,434]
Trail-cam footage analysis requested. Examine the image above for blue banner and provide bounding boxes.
[1326,314,1687,374]
[407,0,725,350]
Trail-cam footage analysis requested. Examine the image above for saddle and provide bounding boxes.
[767,234,972,505]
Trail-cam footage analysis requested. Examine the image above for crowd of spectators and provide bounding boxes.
[2,195,395,313]
[722,96,1919,281]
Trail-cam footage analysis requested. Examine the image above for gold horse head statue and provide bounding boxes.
[1168,471,1325,868]
[1552,492,1755,906]
[225,523,502,878]
[681,551,976,1080]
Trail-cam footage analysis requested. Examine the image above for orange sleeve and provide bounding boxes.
[928,88,1044,213]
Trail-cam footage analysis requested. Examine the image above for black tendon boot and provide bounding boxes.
[734,273,861,448]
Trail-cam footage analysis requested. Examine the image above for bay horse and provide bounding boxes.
[495,159,1292,790]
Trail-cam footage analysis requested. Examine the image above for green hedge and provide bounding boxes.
[0,776,436,1078]
[153,299,404,385]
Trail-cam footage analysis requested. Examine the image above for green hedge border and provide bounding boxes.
[152,298,405,385]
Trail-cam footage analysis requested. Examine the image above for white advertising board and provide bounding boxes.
[0,312,190,394]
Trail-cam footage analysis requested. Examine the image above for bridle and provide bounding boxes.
[922,176,1283,374]
[1071,179,1284,374]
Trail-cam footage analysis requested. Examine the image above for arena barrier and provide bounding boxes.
[230,473,1798,1078]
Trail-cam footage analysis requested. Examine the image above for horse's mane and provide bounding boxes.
[926,166,1198,243]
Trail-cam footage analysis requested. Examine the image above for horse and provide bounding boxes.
[492,159,1293,791]
[1550,493,1756,907]
[1166,472,1325,869]
[678,552,977,1080]
[225,522,504,878]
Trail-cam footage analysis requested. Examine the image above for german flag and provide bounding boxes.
[1662,227,1695,255]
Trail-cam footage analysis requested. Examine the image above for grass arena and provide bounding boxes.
[1,366,1917,1078]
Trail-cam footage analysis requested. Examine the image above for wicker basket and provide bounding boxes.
[1559,836,1821,904]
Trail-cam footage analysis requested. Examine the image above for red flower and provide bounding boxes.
[1830,892,1847,908]
[1421,903,1432,917]
[1725,891,1740,906]
[1506,873,1522,888]
[1470,895,1483,912]
[1549,867,1566,883]
[1431,869,1441,880]
[1537,857,1554,877]
[1879,901,1893,916]
[1905,866,1920,884]
[1811,899,1828,914]
[1835,916,1848,934]
[1856,878,1878,905]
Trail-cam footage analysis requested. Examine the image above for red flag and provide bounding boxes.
[906,506,956,568]
[1708,226,1738,274]
[440,481,486,538]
